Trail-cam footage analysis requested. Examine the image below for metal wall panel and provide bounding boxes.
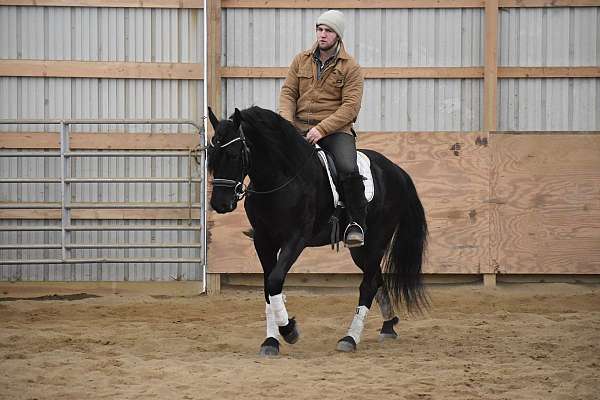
[498,8,599,130]
[222,8,484,131]
[499,78,599,131]
[499,7,598,67]
[222,77,483,132]
[0,6,205,281]
[223,8,483,67]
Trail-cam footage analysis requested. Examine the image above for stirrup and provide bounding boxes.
[343,222,364,248]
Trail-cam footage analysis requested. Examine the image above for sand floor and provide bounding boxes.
[1,282,599,400]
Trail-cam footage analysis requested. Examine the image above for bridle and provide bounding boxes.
[210,123,316,203]
[210,124,252,202]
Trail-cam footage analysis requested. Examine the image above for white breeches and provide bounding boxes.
[346,305,369,344]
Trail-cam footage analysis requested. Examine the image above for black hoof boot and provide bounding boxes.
[278,317,300,344]
[379,316,399,342]
[336,336,357,352]
[259,337,280,357]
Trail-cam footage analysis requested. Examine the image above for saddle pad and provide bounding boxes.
[316,147,374,208]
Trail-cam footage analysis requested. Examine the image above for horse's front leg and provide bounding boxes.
[266,233,306,347]
[253,232,281,356]
[255,232,305,356]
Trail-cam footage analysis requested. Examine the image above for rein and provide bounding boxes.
[210,124,316,202]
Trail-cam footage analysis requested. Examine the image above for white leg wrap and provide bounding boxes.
[268,293,289,327]
[347,306,369,344]
[265,303,280,339]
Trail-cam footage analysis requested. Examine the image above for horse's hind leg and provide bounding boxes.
[375,286,400,341]
[336,249,382,352]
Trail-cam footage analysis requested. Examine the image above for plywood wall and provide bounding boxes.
[208,131,491,274]
[208,131,600,276]
[490,133,600,274]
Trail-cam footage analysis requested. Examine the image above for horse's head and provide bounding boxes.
[207,107,251,214]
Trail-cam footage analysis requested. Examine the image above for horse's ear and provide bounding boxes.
[207,107,220,130]
[232,108,242,129]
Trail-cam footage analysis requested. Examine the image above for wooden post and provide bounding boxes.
[484,0,498,287]
[483,273,497,288]
[484,0,498,133]
[206,0,222,122]
[206,273,221,295]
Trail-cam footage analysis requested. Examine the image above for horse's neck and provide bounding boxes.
[248,144,314,190]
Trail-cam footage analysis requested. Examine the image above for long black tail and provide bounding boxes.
[382,170,429,313]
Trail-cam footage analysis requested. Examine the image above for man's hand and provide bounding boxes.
[306,127,325,144]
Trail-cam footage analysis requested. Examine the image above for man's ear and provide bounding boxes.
[208,107,220,130]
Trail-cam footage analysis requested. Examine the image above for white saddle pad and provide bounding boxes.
[316,147,375,208]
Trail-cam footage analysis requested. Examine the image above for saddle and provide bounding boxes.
[315,144,374,208]
[315,145,375,251]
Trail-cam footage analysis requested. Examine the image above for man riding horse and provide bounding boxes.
[279,9,367,249]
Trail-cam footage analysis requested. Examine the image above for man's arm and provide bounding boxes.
[316,63,364,136]
[278,55,301,123]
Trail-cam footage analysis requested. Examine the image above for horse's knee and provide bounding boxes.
[267,272,284,296]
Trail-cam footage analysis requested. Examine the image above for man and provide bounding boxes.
[279,9,367,247]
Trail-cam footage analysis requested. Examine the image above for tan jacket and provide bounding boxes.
[279,42,364,136]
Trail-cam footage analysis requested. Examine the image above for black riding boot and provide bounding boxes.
[341,172,368,248]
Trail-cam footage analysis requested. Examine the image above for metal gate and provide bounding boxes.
[0,119,207,291]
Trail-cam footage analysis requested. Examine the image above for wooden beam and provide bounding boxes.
[364,67,484,79]
[0,60,203,80]
[0,209,201,220]
[220,67,289,79]
[220,0,598,7]
[0,132,201,150]
[0,0,203,8]
[2,0,596,8]
[499,66,600,78]
[221,66,599,79]
[499,0,600,7]
[2,62,595,81]
[484,0,498,132]
[221,66,485,79]
[221,0,486,8]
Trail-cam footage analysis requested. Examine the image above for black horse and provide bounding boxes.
[207,106,428,355]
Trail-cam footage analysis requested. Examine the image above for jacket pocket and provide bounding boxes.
[297,68,313,79]
[330,69,345,88]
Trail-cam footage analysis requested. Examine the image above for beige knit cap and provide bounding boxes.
[316,10,345,40]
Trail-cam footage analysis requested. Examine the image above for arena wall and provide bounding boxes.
[0,0,599,286]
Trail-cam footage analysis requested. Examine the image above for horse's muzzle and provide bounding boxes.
[210,197,237,214]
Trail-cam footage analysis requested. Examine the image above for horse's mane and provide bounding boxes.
[240,106,313,174]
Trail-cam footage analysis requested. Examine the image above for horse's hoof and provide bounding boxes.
[258,337,280,357]
[378,332,398,342]
[278,317,300,344]
[379,316,399,342]
[336,336,357,352]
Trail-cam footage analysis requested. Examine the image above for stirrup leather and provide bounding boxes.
[343,222,364,248]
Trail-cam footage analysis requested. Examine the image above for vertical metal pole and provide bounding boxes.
[60,122,71,263]
[202,0,209,294]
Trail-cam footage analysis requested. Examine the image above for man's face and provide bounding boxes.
[316,25,338,52]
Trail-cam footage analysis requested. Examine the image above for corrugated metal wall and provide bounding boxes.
[221,7,598,132]
[2,3,599,281]
[498,7,599,130]
[222,8,485,131]
[0,6,205,281]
